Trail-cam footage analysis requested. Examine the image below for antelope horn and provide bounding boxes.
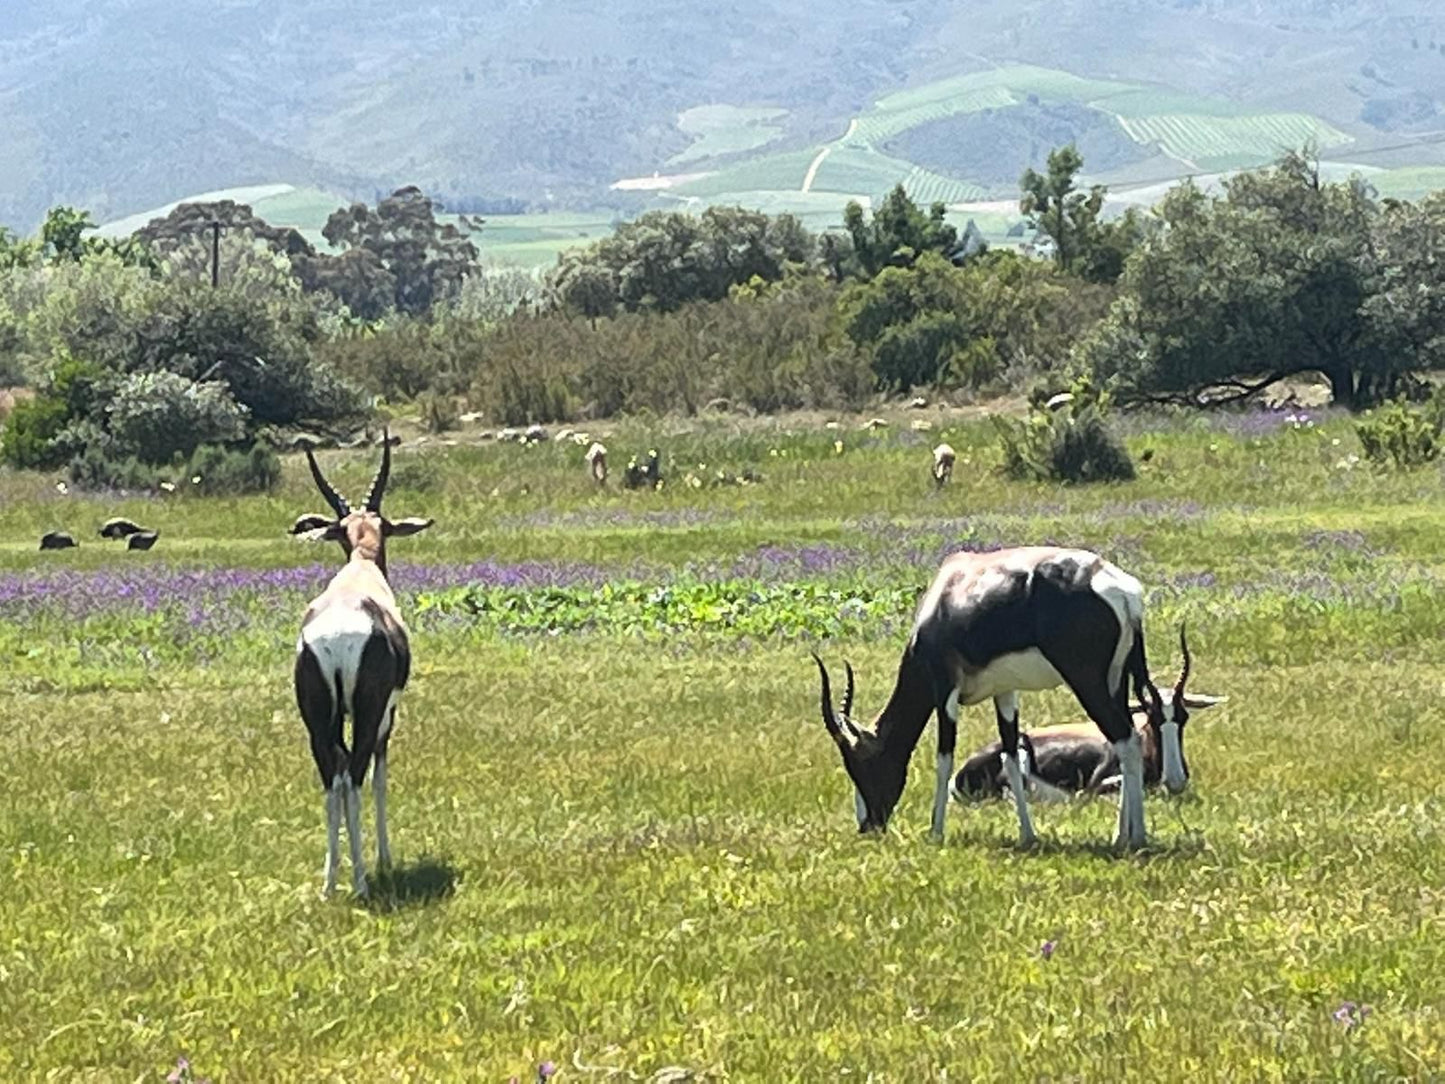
[1174,623,1192,702]
[304,448,349,518]
[363,428,392,512]
[811,653,855,748]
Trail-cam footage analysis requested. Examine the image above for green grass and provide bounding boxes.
[671,151,822,199]
[1369,166,1445,201]
[4,407,1445,1079]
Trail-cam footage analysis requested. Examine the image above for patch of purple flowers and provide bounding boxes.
[1332,1001,1372,1031]
[1040,939,1057,961]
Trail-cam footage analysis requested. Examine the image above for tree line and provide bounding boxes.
[0,147,1442,489]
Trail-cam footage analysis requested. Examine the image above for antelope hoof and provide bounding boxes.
[352,875,370,899]
[1016,830,1039,851]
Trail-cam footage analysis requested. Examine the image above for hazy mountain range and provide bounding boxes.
[3,0,1444,234]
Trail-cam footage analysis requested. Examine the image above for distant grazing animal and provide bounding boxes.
[951,628,1224,800]
[99,517,143,539]
[291,432,434,898]
[932,443,956,487]
[126,529,160,551]
[623,449,662,490]
[40,530,77,551]
[585,441,608,485]
[811,547,1185,850]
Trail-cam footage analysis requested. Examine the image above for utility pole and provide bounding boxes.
[209,219,222,288]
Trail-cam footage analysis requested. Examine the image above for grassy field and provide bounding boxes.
[4,406,1445,1080]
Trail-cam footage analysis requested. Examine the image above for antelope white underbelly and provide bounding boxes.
[958,649,1065,706]
[299,605,375,716]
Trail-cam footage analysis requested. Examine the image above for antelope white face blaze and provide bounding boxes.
[1160,720,1186,793]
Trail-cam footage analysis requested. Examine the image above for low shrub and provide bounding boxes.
[995,380,1135,483]
[1355,393,1445,469]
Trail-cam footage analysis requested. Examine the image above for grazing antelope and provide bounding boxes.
[811,547,1178,850]
[585,441,608,485]
[39,530,77,550]
[951,629,1225,799]
[932,443,956,487]
[99,517,142,539]
[290,434,433,897]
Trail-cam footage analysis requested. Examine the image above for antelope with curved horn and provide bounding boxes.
[812,547,1178,850]
[290,432,433,897]
[951,628,1225,799]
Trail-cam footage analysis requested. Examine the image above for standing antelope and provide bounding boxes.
[290,433,433,897]
[811,547,1180,850]
[931,443,956,487]
[951,628,1225,799]
[585,441,608,485]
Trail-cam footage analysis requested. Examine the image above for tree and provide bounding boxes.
[839,252,986,391]
[548,206,813,315]
[1019,146,1144,284]
[1080,152,1438,409]
[322,186,479,315]
[843,185,958,279]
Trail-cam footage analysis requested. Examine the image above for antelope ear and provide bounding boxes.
[1182,693,1227,710]
[297,522,348,543]
[290,513,335,536]
[385,516,434,537]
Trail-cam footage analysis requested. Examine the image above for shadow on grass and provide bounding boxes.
[941,826,1210,863]
[360,856,459,912]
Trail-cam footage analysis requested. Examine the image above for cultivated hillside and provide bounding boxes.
[3,0,1444,232]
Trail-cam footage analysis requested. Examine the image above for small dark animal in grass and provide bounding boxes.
[126,529,160,551]
[623,449,662,490]
[291,431,434,898]
[951,636,1224,801]
[99,517,143,539]
[811,547,1194,851]
[40,530,78,550]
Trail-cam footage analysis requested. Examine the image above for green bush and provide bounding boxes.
[66,441,281,493]
[1355,394,1445,469]
[0,356,111,469]
[106,371,248,464]
[995,387,1135,483]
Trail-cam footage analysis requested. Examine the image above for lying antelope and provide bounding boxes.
[812,547,1180,850]
[932,443,956,487]
[951,628,1225,800]
[291,433,433,897]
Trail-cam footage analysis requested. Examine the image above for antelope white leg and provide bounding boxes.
[1002,750,1038,847]
[931,690,960,840]
[854,788,867,828]
[323,775,344,898]
[931,750,954,839]
[1113,733,1147,849]
[343,780,369,897]
[374,754,391,872]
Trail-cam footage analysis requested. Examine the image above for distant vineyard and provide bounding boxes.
[1117,112,1351,167]
[846,86,1017,147]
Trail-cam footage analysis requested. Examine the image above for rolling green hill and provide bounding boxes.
[7,0,1444,246]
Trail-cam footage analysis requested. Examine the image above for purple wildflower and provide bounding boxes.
[1332,1001,1371,1030]
[538,1062,558,1081]
[1040,940,1057,961]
